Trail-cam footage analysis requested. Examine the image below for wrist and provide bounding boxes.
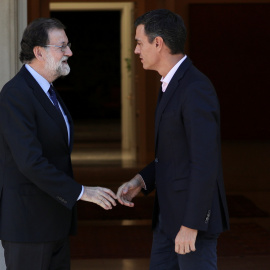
[134,174,146,189]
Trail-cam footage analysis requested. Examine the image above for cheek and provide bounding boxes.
[147,50,155,61]
[57,57,64,65]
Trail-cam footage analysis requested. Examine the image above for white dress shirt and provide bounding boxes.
[160,55,187,92]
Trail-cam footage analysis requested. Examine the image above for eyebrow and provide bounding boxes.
[48,41,69,46]
[54,40,69,45]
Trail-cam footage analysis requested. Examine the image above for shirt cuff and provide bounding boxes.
[77,186,84,200]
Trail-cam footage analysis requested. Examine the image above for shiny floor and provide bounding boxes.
[70,191,270,270]
[71,256,270,270]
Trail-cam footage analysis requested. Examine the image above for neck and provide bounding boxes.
[158,53,185,78]
[28,62,56,83]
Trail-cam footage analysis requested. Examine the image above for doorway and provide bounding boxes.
[50,2,136,166]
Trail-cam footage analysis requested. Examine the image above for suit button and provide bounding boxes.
[155,158,159,163]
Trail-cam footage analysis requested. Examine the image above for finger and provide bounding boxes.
[121,198,134,207]
[100,192,117,207]
[117,185,132,205]
[122,186,129,194]
[184,243,190,254]
[121,192,135,207]
[117,196,134,207]
[116,183,135,207]
[101,187,117,199]
[190,242,196,252]
[117,197,124,205]
[175,243,180,254]
[97,198,112,210]
[179,243,185,255]
[120,183,132,195]
[101,198,113,210]
[116,185,126,204]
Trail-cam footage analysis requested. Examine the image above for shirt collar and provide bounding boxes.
[160,55,187,92]
[25,64,51,94]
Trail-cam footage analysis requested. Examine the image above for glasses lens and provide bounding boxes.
[61,43,71,52]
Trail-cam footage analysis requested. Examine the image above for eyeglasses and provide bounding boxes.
[44,43,71,52]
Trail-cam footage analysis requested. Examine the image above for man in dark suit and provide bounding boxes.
[0,18,117,270]
[117,9,230,270]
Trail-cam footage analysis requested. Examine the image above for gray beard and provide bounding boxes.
[56,63,70,77]
[45,55,70,79]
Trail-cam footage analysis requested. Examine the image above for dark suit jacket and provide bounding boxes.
[0,65,82,242]
[140,57,230,239]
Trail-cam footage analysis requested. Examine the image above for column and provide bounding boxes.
[0,0,27,268]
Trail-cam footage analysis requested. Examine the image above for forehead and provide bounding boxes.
[48,28,68,44]
[135,24,148,41]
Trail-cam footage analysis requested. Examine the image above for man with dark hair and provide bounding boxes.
[0,18,117,270]
[117,9,230,270]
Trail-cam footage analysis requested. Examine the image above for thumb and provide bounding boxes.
[122,186,129,194]
[123,181,134,194]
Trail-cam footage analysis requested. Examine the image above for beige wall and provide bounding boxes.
[0,0,27,89]
[0,0,27,266]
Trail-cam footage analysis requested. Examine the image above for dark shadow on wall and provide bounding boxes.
[189,3,270,140]
[50,11,121,121]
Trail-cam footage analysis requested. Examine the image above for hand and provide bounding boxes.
[117,174,145,207]
[80,186,117,210]
[175,226,198,255]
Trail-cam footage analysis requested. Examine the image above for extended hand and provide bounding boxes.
[175,226,198,254]
[80,186,117,210]
[117,174,145,207]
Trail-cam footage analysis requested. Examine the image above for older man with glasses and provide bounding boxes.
[0,17,117,270]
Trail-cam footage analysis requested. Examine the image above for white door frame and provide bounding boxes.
[50,2,136,166]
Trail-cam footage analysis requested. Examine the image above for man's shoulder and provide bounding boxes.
[179,59,212,86]
[0,71,32,105]
[1,66,32,96]
[174,57,200,82]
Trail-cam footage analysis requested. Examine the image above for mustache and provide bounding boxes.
[61,56,69,62]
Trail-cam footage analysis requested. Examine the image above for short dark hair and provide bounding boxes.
[134,9,187,54]
[19,18,66,63]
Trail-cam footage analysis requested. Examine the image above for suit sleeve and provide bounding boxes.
[181,80,220,231]
[139,160,156,195]
[0,86,82,210]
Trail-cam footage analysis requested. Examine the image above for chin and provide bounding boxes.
[62,69,70,76]
[142,64,149,70]
[143,65,152,71]
[59,66,70,76]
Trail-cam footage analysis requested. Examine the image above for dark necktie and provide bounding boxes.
[48,85,60,111]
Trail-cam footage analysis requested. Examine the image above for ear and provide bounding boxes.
[33,46,45,61]
[154,37,164,51]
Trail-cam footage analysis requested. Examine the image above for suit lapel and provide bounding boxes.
[154,57,192,147]
[22,66,70,148]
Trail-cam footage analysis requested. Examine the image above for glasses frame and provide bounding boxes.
[43,43,71,52]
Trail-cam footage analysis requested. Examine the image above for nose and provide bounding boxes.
[134,45,140,54]
[65,46,73,57]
